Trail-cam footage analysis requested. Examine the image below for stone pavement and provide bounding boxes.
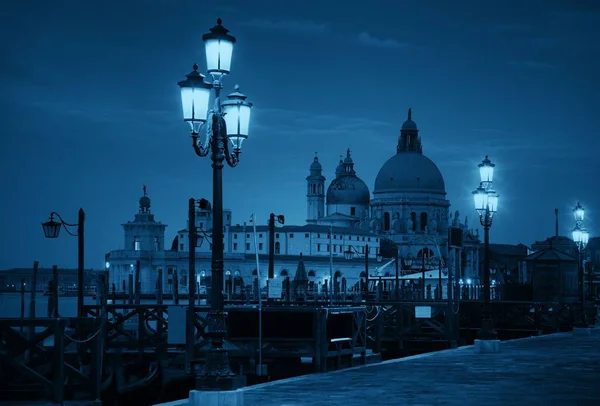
[161,331,600,406]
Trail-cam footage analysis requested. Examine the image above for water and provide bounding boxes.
[0,292,176,318]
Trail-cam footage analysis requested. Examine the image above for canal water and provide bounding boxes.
[0,292,179,318]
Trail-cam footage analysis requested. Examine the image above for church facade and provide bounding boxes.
[105,109,480,293]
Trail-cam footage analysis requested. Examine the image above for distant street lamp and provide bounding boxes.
[41,208,85,318]
[177,18,252,390]
[472,155,499,340]
[572,202,590,328]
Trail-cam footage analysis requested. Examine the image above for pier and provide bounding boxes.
[159,331,600,406]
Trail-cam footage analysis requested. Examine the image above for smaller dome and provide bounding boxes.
[139,195,151,209]
[310,155,322,171]
[402,119,417,130]
[327,176,370,206]
[139,185,151,212]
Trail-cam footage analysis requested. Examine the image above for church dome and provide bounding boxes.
[402,118,418,130]
[327,176,370,205]
[327,149,370,205]
[310,155,322,171]
[374,153,446,194]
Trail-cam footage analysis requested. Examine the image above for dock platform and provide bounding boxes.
[160,330,600,405]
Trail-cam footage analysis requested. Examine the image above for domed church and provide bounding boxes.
[105,109,480,294]
[306,109,476,267]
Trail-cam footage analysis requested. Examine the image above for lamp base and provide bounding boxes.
[196,374,246,391]
[189,388,244,406]
[474,338,501,354]
[572,327,591,337]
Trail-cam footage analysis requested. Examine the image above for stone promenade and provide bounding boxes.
[161,331,600,406]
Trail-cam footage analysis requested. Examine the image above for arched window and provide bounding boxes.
[252,269,258,277]
[308,270,316,278]
[133,237,140,251]
[334,270,342,280]
[410,212,417,231]
[275,241,281,254]
[280,269,289,277]
[420,212,428,231]
[384,212,391,231]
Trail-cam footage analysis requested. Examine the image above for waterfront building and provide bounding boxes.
[105,110,481,293]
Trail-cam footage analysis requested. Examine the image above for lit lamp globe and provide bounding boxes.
[202,18,236,77]
[487,190,499,215]
[221,85,253,153]
[581,229,590,246]
[478,155,495,183]
[573,202,584,222]
[177,64,212,133]
[572,226,582,244]
[42,216,61,239]
[472,186,488,215]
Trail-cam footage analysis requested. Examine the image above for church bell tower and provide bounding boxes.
[306,153,325,223]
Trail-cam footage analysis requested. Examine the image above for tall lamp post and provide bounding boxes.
[472,155,499,342]
[177,18,252,390]
[571,202,590,328]
[42,208,85,318]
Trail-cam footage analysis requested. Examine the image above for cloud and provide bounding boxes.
[507,60,558,70]
[241,19,330,36]
[357,32,408,49]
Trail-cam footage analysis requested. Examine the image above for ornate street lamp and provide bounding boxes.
[177,18,252,390]
[41,209,85,318]
[572,202,590,328]
[472,155,500,343]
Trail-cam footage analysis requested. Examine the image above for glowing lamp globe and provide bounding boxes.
[573,202,584,222]
[487,190,499,214]
[202,18,236,76]
[472,186,488,214]
[582,229,590,245]
[177,64,212,130]
[572,227,582,244]
[478,155,495,183]
[222,85,253,152]
[42,216,61,238]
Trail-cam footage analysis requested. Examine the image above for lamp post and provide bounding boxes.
[571,202,590,328]
[472,155,499,341]
[177,18,252,390]
[42,208,85,318]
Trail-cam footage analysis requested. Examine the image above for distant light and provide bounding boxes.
[466,279,472,285]
[105,261,110,269]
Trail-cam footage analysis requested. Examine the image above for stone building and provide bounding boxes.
[105,109,481,293]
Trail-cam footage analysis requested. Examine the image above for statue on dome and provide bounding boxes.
[452,211,460,227]
[430,216,438,234]
[405,216,413,234]
[391,212,402,234]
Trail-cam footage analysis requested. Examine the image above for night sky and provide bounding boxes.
[1,0,599,270]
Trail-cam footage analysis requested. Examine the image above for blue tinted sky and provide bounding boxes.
[1,0,599,269]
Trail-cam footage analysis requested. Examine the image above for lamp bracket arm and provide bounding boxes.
[221,116,240,168]
[192,122,211,157]
[195,226,213,242]
[50,212,79,236]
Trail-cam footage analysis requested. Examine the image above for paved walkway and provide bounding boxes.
[162,331,600,406]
